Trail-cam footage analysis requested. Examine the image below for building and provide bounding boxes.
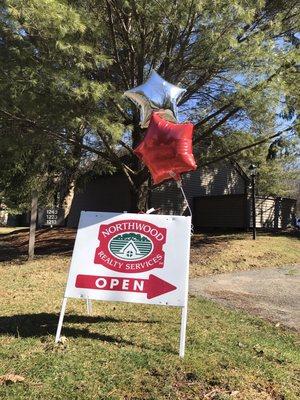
[65,160,296,230]
[151,161,249,229]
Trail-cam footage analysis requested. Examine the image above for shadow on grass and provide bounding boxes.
[0,312,176,353]
[0,312,165,350]
[191,233,243,249]
[258,228,300,238]
[0,228,75,262]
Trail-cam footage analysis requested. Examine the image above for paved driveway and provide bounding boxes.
[190,265,300,331]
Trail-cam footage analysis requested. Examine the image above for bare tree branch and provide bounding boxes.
[97,129,137,188]
[197,125,297,167]
[193,107,241,144]
[119,140,135,156]
[105,0,130,89]
[194,103,233,129]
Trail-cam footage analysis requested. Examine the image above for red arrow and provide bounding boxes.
[75,274,177,299]
[145,274,177,299]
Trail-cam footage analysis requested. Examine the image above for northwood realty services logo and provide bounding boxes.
[94,219,166,273]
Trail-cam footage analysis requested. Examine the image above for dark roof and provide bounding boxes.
[229,160,251,183]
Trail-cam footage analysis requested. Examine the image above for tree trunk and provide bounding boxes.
[126,122,151,212]
[28,190,38,260]
[59,131,83,219]
[129,178,151,212]
[126,165,152,213]
[61,179,76,218]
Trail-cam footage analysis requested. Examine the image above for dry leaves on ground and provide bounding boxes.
[0,374,25,385]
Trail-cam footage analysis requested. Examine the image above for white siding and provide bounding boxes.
[249,197,296,229]
[255,197,278,228]
[150,161,246,215]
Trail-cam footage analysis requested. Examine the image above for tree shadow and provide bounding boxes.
[0,313,167,351]
[0,228,76,262]
[257,228,300,239]
[191,232,246,249]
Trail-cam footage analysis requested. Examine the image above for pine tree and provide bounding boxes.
[0,0,299,211]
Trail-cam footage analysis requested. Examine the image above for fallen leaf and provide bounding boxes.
[0,374,25,385]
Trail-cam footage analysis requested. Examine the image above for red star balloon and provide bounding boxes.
[134,112,197,184]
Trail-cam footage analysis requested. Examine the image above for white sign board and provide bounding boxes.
[55,211,191,356]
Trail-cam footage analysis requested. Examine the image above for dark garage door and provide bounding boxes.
[193,195,247,229]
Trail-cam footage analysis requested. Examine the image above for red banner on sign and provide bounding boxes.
[75,274,176,299]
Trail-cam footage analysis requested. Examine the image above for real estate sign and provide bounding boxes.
[56,211,191,356]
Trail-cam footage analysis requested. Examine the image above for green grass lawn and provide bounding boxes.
[190,232,300,277]
[0,256,299,400]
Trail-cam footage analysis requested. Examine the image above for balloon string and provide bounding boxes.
[175,177,194,236]
[178,183,192,217]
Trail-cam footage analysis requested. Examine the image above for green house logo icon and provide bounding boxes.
[109,233,153,261]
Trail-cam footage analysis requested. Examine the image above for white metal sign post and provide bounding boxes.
[55,211,191,357]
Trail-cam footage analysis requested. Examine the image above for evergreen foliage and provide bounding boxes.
[0,0,299,210]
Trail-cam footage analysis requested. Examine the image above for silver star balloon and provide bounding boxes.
[124,70,186,128]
